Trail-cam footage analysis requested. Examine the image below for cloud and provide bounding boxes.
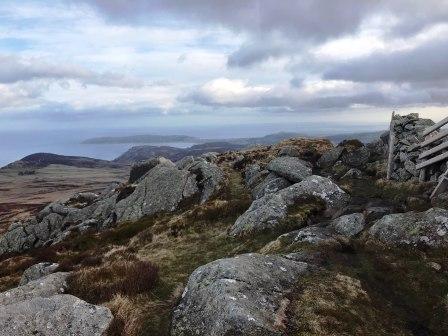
[323,34,448,84]
[0,55,144,88]
[181,78,271,107]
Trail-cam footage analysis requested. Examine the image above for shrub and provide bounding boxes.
[68,259,159,304]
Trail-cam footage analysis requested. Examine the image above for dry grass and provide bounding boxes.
[68,259,159,304]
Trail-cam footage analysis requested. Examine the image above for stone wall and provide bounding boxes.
[388,113,442,182]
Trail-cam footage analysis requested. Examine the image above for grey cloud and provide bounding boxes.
[0,55,144,88]
[323,36,448,84]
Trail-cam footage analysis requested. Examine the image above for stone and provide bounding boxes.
[0,272,70,306]
[0,294,112,336]
[368,208,448,249]
[317,146,345,168]
[171,253,311,336]
[19,262,60,285]
[278,145,300,157]
[341,146,370,168]
[175,156,195,170]
[341,168,362,179]
[129,157,172,183]
[200,152,219,163]
[251,173,291,200]
[230,175,349,237]
[329,213,365,238]
[115,163,200,222]
[266,156,312,183]
[189,161,225,204]
[271,226,343,250]
[404,160,417,176]
[364,206,393,222]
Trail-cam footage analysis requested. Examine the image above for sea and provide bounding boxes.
[0,122,386,168]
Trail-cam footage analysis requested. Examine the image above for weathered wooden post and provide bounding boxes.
[386,111,395,180]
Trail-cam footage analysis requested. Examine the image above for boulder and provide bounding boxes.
[230,175,349,237]
[175,156,195,170]
[0,294,112,336]
[129,157,172,183]
[19,262,59,285]
[252,173,291,200]
[189,161,225,204]
[364,206,394,223]
[0,272,70,306]
[329,213,365,238]
[266,156,312,183]
[317,146,344,168]
[368,208,448,249]
[171,253,311,336]
[269,226,343,250]
[278,146,300,157]
[115,163,199,222]
[341,146,370,168]
[341,168,362,179]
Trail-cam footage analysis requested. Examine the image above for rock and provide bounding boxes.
[341,168,362,179]
[115,163,199,222]
[0,294,112,336]
[317,146,345,168]
[404,160,417,176]
[171,253,311,336]
[175,156,195,170]
[331,161,349,178]
[230,175,349,237]
[432,192,448,209]
[341,146,370,168]
[368,208,448,249]
[266,156,312,183]
[189,161,225,204]
[66,192,98,206]
[246,169,270,190]
[19,262,59,285]
[252,173,291,200]
[364,206,393,222]
[269,226,343,251]
[200,152,219,163]
[244,164,261,185]
[129,157,172,183]
[278,146,300,157]
[330,213,365,238]
[0,272,70,306]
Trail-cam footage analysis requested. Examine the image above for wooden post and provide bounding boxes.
[386,111,396,180]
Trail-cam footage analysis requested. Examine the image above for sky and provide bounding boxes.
[1,0,448,132]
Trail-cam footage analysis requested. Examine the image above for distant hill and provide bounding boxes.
[326,131,385,145]
[114,142,244,164]
[2,153,123,170]
[82,132,303,146]
[82,134,200,144]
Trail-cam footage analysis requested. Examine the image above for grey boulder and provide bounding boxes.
[317,146,345,168]
[329,213,365,238]
[230,175,349,237]
[252,173,291,200]
[0,272,70,306]
[171,253,311,336]
[20,262,60,285]
[0,294,112,336]
[267,156,312,183]
[115,163,199,222]
[368,208,448,249]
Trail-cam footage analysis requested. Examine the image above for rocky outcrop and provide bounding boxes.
[19,262,59,285]
[368,208,448,249]
[0,157,225,256]
[266,156,312,183]
[230,175,349,237]
[128,157,171,183]
[115,162,199,222]
[171,253,311,336]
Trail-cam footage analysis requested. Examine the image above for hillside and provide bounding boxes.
[2,153,122,170]
[0,128,447,336]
